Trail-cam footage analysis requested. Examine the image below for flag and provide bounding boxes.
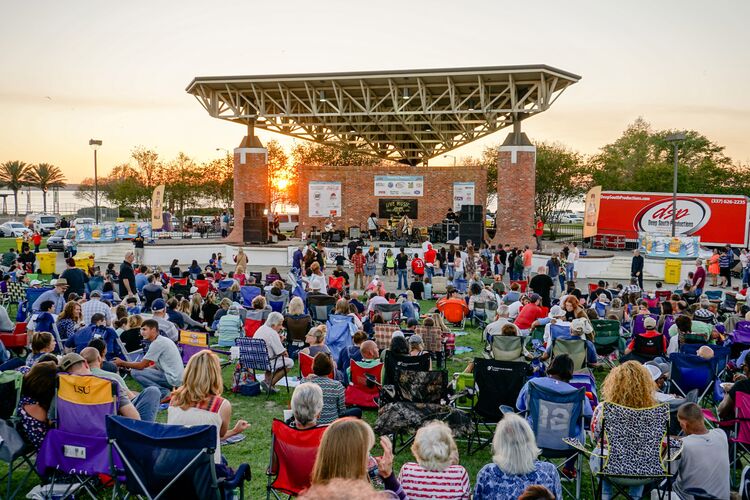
[151,184,165,230]
[583,185,602,238]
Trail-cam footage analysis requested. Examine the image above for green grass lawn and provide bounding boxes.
[4,300,617,498]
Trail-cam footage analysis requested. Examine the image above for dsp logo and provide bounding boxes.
[635,198,711,235]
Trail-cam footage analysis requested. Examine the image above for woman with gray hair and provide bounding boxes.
[253,311,295,393]
[290,382,324,429]
[473,413,561,499]
[398,421,470,498]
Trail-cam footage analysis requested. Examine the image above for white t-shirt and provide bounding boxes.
[507,300,523,320]
[253,325,286,359]
[143,335,184,388]
[367,217,378,230]
[484,318,514,338]
[568,247,579,264]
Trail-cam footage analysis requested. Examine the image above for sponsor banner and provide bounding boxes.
[583,185,602,238]
[374,176,424,197]
[598,191,750,246]
[308,181,341,217]
[77,222,152,243]
[151,185,165,230]
[638,233,700,258]
[452,182,475,212]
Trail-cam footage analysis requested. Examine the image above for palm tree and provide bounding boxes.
[0,161,31,216]
[25,163,66,213]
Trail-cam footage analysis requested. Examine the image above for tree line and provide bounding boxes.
[0,161,66,215]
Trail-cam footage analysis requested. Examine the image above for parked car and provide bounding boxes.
[71,217,96,227]
[277,214,299,234]
[0,221,32,238]
[46,228,76,251]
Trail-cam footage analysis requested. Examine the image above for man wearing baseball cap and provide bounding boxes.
[622,316,667,363]
[32,278,68,313]
[82,289,112,326]
[149,298,178,342]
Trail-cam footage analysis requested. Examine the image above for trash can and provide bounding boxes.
[37,252,57,275]
[664,259,682,284]
[15,237,23,251]
[73,252,95,275]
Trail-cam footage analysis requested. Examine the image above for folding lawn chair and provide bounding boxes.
[592,319,624,356]
[0,370,39,500]
[625,332,667,363]
[266,419,326,499]
[668,352,717,406]
[194,279,211,297]
[36,374,120,499]
[244,309,269,338]
[527,381,587,499]
[382,352,431,386]
[344,360,383,409]
[240,285,262,307]
[414,325,446,368]
[307,295,336,324]
[373,324,399,350]
[431,276,448,294]
[452,372,476,410]
[467,358,530,454]
[236,337,290,398]
[510,280,528,292]
[484,335,526,362]
[373,303,401,324]
[298,352,333,379]
[631,313,660,335]
[440,299,469,328]
[265,291,289,314]
[472,300,497,328]
[107,415,250,500]
[324,314,355,361]
[551,337,588,371]
[115,335,143,363]
[284,314,312,357]
[178,330,210,365]
[704,290,723,302]
[0,322,29,357]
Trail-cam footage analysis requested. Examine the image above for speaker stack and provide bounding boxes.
[242,203,268,244]
[459,205,484,246]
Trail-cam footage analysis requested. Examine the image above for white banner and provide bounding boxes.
[308,181,341,217]
[453,182,475,212]
[374,176,424,197]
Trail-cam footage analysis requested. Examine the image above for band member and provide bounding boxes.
[399,214,414,239]
[367,212,379,241]
[445,208,457,221]
[323,217,335,242]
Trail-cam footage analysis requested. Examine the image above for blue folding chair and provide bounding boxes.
[107,416,250,500]
[325,314,355,362]
[668,352,715,406]
[236,337,290,398]
[527,381,587,499]
[704,290,723,302]
[240,286,262,308]
[549,324,571,342]
[631,314,660,335]
[265,291,289,314]
[307,295,336,324]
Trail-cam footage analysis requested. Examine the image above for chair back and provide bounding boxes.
[299,352,314,378]
[88,275,104,292]
[441,300,468,325]
[655,290,671,302]
[324,314,355,361]
[735,392,750,445]
[453,372,476,409]
[244,309,269,338]
[668,352,714,398]
[633,333,666,360]
[414,325,444,354]
[236,337,272,372]
[268,419,327,496]
[660,314,676,335]
[510,280,528,292]
[55,374,117,435]
[383,352,431,386]
[178,330,209,365]
[344,360,383,408]
[374,303,401,324]
[528,381,585,451]
[592,319,623,354]
[194,279,210,297]
[25,286,52,307]
[307,295,336,323]
[733,322,750,344]
[704,290,723,301]
[248,271,262,284]
[266,291,289,313]
[569,371,599,407]
[599,402,670,477]
[473,358,529,421]
[396,370,448,404]
[487,335,525,362]
[373,324,399,350]
[285,314,312,344]
[632,313,660,335]
[106,416,220,499]
[431,276,448,294]
[240,285,262,307]
[169,277,188,287]
[549,324,571,342]
[552,338,587,370]
[327,276,344,292]
[0,370,23,420]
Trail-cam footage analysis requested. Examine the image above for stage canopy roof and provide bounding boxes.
[186,65,580,165]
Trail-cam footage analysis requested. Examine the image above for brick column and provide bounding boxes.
[493,143,536,248]
[225,137,268,243]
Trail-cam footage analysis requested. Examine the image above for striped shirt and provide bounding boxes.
[82,298,112,326]
[306,375,346,425]
[398,462,470,499]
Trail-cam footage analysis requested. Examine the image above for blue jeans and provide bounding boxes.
[397,269,408,290]
[133,386,162,422]
[565,262,574,281]
[744,267,750,287]
[425,266,434,280]
[132,367,173,399]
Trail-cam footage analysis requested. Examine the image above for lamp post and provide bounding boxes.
[443,154,457,167]
[665,132,686,237]
[89,139,102,223]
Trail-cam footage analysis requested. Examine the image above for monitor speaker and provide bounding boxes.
[395,239,408,248]
[348,226,361,239]
[460,205,484,223]
[244,203,265,219]
[331,232,343,243]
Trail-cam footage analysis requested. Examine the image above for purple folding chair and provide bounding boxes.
[631,314,660,335]
[730,322,750,360]
[661,314,675,338]
[36,374,122,497]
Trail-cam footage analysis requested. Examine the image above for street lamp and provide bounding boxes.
[665,132,686,237]
[443,154,457,167]
[89,139,102,223]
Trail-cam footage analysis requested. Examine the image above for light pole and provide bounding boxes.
[665,132,686,237]
[89,139,102,223]
[443,154,457,167]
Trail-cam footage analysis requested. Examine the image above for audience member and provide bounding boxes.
[253,312,295,393]
[306,352,361,424]
[290,383,324,429]
[16,361,57,448]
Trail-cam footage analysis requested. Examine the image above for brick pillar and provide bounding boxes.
[493,142,536,249]
[225,136,268,243]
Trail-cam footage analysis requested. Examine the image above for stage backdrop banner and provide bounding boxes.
[308,181,341,217]
[638,233,700,258]
[583,185,602,238]
[374,176,424,197]
[151,184,165,230]
[379,199,418,219]
[452,182,475,212]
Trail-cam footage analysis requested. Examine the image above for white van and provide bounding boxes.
[277,214,299,234]
[28,214,60,235]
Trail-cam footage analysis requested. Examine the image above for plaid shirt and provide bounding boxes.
[351,253,366,273]
[622,284,641,296]
[82,298,112,325]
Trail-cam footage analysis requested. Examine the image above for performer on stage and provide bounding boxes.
[445,208,457,221]
[367,212,379,241]
[399,214,414,241]
[322,217,335,242]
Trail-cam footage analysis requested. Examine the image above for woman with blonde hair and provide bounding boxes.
[233,247,248,276]
[311,418,404,496]
[398,421,470,499]
[334,298,363,329]
[474,414,561,499]
[168,350,249,473]
[189,292,203,322]
[300,325,332,358]
[307,262,327,292]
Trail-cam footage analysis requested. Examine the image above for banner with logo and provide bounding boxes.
[308,181,341,217]
[452,182,475,212]
[582,185,602,238]
[374,176,424,197]
[151,184,165,230]
[638,233,700,258]
[77,222,152,242]
[597,192,750,246]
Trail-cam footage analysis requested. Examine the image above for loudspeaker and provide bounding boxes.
[331,232,343,243]
[244,203,265,219]
[348,226,361,239]
[460,205,484,223]
[243,217,267,243]
[243,218,266,231]
[446,223,459,241]
[459,222,483,246]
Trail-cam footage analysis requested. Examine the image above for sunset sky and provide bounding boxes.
[1,0,748,182]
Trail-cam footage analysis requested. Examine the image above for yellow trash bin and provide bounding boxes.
[15,237,23,251]
[37,252,57,275]
[74,252,95,275]
[664,259,682,284]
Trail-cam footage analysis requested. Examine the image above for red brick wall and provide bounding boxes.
[226,146,268,243]
[298,164,487,235]
[492,145,536,248]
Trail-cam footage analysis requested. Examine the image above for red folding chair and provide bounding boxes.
[344,360,383,408]
[655,290,671,302]
[169,277,188,286]
[510,280,528,292]
[0,322,28,349]
[587,283,599,294]
[266,419,327,498]
[439,299,469,328]
[327,276,344,292]
[194,279,211,298]
[244,317,263,338]
[298,352,334,379]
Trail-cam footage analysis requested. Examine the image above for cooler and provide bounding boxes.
[664,259,681,284]
[37,252,57,274]
[73,252,95,275]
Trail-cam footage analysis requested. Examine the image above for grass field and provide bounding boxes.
[8,299,609,498]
